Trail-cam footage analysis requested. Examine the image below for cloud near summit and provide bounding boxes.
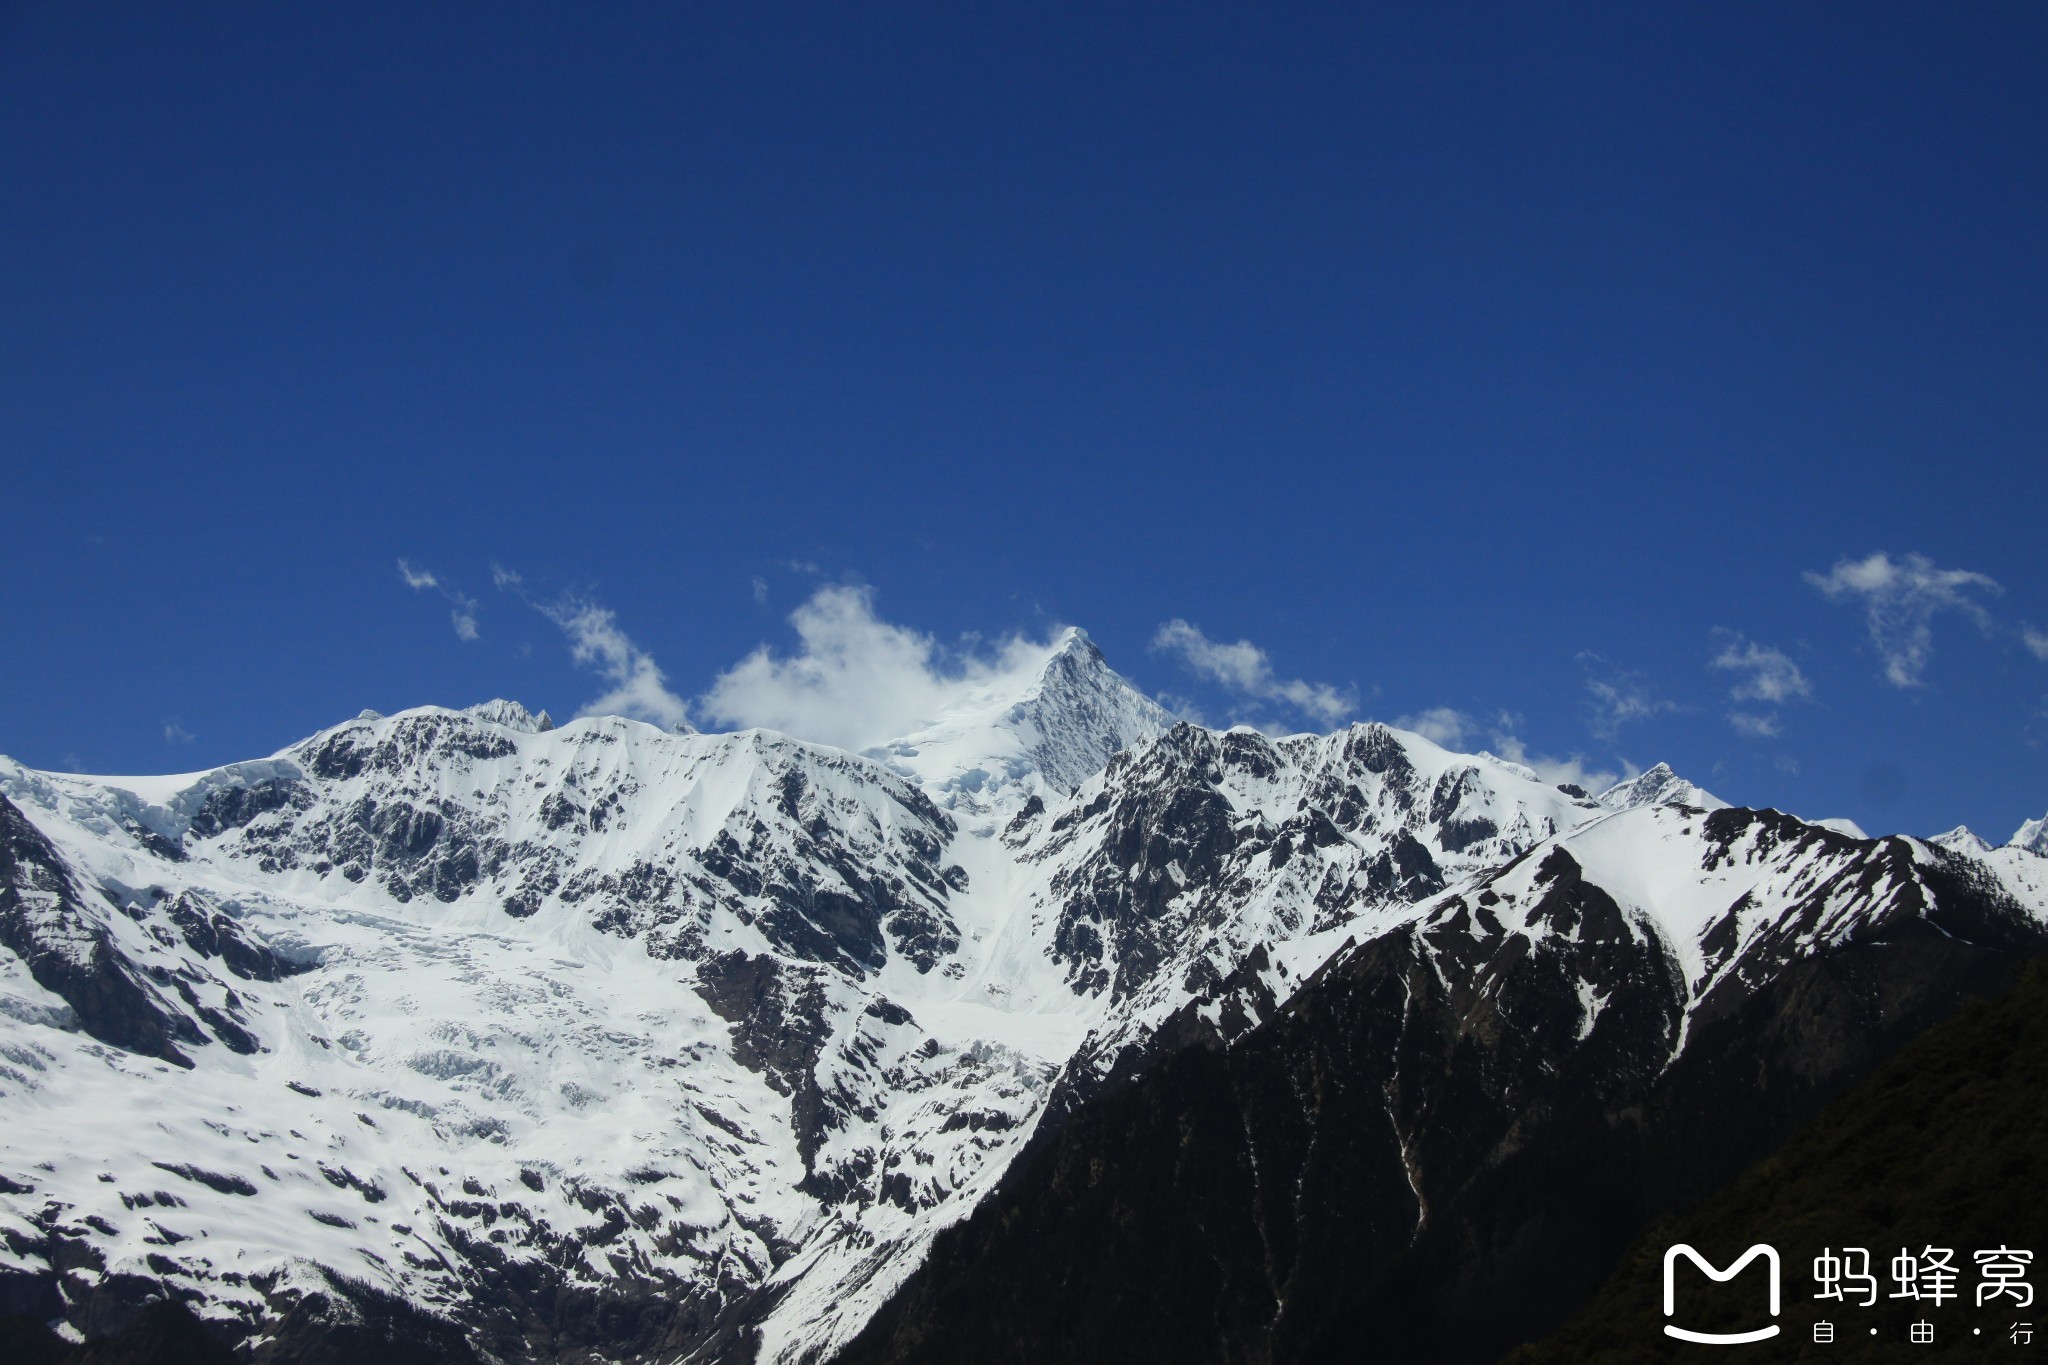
[539,595,692,731]
[701,585,1065,752]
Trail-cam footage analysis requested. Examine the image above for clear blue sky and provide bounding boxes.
[4,2,2043,840]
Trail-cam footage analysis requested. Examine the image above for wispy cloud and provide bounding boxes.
[1150,619,1354,728]
[1710,631,1811,740]
[2024,627,2048,662]
[1710,632,1812,703]
[398,559,481,642]
[1727,711,1781,739]
[1806,551,2000,688]
[1578,653,1678,741]
[702,584,1060,750]
[163,720,195,744]
[490,563,523,591]
[537,595,691,730]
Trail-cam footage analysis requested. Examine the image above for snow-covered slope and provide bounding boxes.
[1927,818,2048,913]
[0,641,2040,1364]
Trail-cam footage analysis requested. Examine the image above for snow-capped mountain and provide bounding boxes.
[1592,760,1725,813]
[1,634,2043,1363]
[2013,811,2048,856]
[862,628,1175,810]
[1928,815,2048,913]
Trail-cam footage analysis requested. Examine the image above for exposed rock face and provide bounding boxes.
[1023,720,1593,1133]
[0,794,256,1066]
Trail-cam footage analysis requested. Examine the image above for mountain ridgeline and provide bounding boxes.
[0,630,2042,1363]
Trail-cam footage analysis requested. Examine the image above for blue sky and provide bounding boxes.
[3,2,2043,840]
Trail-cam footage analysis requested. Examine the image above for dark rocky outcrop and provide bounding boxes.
[0,796,199,1066]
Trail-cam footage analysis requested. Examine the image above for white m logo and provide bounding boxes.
[1662,1243,1781,1344]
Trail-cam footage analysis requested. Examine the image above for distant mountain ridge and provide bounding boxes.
[0,634,2041,1363]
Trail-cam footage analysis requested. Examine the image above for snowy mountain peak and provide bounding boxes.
[2013,813,2048,855]
[1929,825,1994,855]
[1596,762,1726,813]
[864,627,1174,810]
[1015,629,1178,788]
[461,699,553,733]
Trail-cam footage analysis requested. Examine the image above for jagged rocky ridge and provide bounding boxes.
[0,630,2041,1363]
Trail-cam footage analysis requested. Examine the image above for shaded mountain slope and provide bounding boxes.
[836,815,2048,1365]
[1504,956,2048,1363]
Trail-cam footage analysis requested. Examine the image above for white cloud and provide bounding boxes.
[1483,716,1625,794]
[400,559,481,642]
[1727,710,1781,739]
[1578,654,1678,740]
[2024,627,2048,662]
[701,584,1059,751]
[1394,706,1476,749]
[163,720,195,744]
[1710,633,1812,704]
[1805,551,2001,688]
[1150,619,1354,727]
[491,563,523,591]
[449,595,480,642]
[539,596,691,730]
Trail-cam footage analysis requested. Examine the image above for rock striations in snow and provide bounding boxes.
[0,634,2042,1362]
